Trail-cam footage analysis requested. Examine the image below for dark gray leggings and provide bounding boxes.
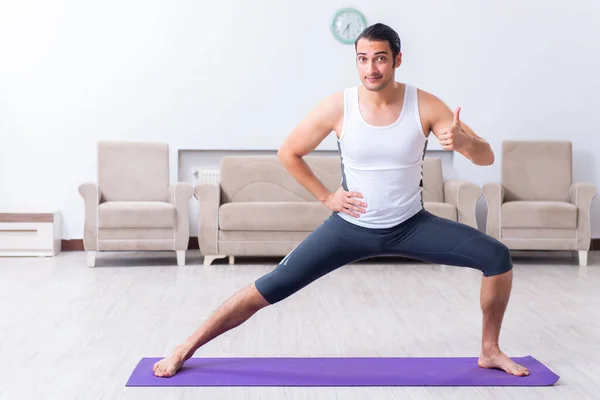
[254,209,512,304]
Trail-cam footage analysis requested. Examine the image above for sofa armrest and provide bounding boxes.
[169,183,194,250]
[443,179,481,229]
[482,183,504,240]
[569,182,597,250]
[194,181,221,256]
[78,182,101,251]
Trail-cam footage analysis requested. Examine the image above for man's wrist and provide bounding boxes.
[318,191,332,204]
[463,132,494,165]
[465,132,477,151]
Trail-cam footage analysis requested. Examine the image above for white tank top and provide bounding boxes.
[336,83,428,228]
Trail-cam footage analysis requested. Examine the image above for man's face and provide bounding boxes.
[355,38,401,91]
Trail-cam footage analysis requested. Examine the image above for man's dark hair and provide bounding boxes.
[355,23,401,62]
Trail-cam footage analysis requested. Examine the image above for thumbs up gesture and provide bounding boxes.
[438,107,473,151]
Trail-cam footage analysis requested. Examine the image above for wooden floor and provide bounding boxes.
[0,250,598,400]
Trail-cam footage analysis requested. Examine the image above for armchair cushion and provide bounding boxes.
[97,141,169,202]
[501,201,577,229]
[219,202,331,231]
[98,201,176,228]
[502,140,572,202]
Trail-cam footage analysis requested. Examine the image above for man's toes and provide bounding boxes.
[513,367,529,376]
[519,366,529,374]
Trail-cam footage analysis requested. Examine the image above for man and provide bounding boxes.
[153,23,529,378]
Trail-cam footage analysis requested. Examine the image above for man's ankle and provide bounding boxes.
[175,343,195,360]
[481,343,501,356]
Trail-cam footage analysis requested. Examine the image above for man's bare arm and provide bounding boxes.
[420,90,495,166]
[277,92,343,203]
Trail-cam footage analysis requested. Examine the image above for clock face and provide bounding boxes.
[331,8,367,44]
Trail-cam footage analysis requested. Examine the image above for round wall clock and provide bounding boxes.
[330,8,367,44]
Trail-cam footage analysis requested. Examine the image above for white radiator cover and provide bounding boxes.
[194,169,220,182]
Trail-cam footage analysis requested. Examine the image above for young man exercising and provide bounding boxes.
[154,23,530,378]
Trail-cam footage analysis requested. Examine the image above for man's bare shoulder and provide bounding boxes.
[416,88,453,127]
[316,91,344,116]
[416,88,445,110]
[302,91,344,130]
[279,91,345,157]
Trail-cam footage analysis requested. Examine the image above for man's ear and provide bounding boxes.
[395,52,403,68]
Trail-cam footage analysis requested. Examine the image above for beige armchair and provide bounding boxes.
[195,155,481,265]
[483,140,596,266]
[78,141,193,267]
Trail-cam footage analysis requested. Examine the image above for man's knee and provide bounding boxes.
[254,264,308,305]
[483,241,513,277]
[254,270,283,305]
[247,283,272,309]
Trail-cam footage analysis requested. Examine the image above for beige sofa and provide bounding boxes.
[196,155,481,265]
[483,140,596,266]
[79,141,193,267]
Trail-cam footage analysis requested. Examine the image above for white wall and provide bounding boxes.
[1,0,599,239]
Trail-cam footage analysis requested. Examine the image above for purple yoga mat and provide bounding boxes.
[126,355,559,387]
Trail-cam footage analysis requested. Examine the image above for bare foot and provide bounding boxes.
[478,349,530,376]
[153,345,189,378]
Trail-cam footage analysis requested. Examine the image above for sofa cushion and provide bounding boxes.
[98,201,176,228]
[219,156,341,203]
[424,202,457,221]
[501,201,577,228]
[219,202,331,231]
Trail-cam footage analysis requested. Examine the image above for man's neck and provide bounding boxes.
[360,81,403,107]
